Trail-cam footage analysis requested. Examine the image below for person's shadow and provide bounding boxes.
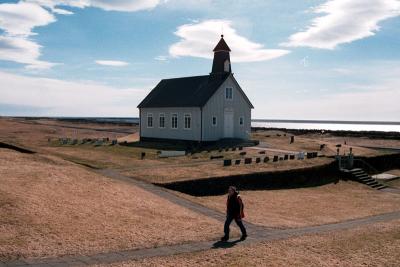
[212,239,242,249]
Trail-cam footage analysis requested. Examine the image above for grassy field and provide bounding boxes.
[252,129,394,157]
[1,118,400,265]
[0,118,391,184]
[100,219,400,267]
[0,149,221,261]
[0,118,132,148]
[174,181,400,228]
[121,157,334,183]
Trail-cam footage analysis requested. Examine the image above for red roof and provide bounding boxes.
[213,35,231,52]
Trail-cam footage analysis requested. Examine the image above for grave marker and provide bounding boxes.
[223,159,232,166]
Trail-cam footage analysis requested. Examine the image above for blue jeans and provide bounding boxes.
[224,214,247,237]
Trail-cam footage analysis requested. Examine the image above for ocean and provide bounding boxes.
[55,117,400,132]
[252,120,400,132]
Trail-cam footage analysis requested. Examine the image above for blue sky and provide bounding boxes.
[0,0,399,121]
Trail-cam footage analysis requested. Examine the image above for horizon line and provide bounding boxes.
[1,116,400,125]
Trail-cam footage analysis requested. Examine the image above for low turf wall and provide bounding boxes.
[0,142,36,154]
[158,160,340,196]
[358,153,400,172]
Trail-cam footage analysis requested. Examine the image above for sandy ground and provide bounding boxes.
[0,149,221,261]
[100,219,400,267]
[176,181,400,228]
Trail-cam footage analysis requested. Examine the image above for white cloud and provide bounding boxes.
[95,60,130,66]
[154,55,168,61]
[0,35,58,69]
[243,60,400,121]
[283,0,400,49]
[263,87,400,121]
[0,0,162,69]
[0,2,57,69]
[26,0,160,12]
[161,0,212,10]
[169,19,290,62]
[90,0,160,11]
[52,8,74,15]
[0,70,147,116]
[0,2,56,36]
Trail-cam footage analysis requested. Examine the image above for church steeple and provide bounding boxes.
[211,35,231,74]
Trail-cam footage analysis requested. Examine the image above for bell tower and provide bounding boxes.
[211,35,231,74]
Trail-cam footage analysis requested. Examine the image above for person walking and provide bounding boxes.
[221,186,247,241]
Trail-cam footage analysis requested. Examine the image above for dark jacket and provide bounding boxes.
[226,192,244,218]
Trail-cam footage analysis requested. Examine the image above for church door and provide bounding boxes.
[224,110,234,138]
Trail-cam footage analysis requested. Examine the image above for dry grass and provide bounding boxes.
[381,170,400,188]
[0,149,221,261]
[43,145,162,169]
[253,130,389,157]
[176,181,400,228]
[0,118,388,183]
[386,179,400,189]
[316,134,400,149]
[0,118,132,148]
[101,219,400,267]
[386,169,400,177]
[122,157,333,183]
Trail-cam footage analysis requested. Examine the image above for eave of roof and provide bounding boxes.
[137,73,230,108]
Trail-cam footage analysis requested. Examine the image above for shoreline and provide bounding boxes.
[252,127,400,140]
[253,119,400,126]
[2,116,399,135]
